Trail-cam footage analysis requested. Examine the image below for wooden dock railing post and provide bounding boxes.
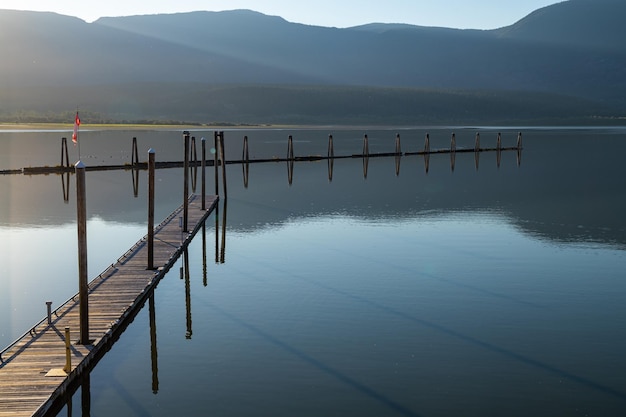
[201,137,206,210]
[147,149,156,270]
[75,161,89,345]
[183,131,190,232]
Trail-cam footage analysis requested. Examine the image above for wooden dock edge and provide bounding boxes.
[28,194,219,417]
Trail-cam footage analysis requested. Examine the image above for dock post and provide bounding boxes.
[424,133,430,153]
[147,149,156,270]
[219,131,227,198]
[242,135,249,162]
[517,132,523,149]
[497,132,502,150]
[61,137,69,168]
[46,301,52,325]
[475,132,480,152]
[63,327,71,373]
[183,131,190,232]
[287,135,294,160]
[214,132,219,196]
[395,133,401,154]
[75,161,89,345]
[451,133,456,153]
[328,134,334,158]
[201,137,206,210]
[191,136,197,164]
[363,134,369,157]
[132,137,139,167]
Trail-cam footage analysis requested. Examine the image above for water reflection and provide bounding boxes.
[183,249,192,340]
[149,294,159,394]
[61,172,71,202]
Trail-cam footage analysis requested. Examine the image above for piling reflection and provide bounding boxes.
[202,223,208,287]
[220,199,227,264]
[287,159,294,186]
[149,294,159,394]
[362,156,369,179]
[243,162,250,188]
[474,150,480,171]
[327,158,334,182]
[61,172,70,203]
[131,168,139,197]
[183,249,192,339]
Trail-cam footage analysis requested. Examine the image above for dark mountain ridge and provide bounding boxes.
[1,0,625,124]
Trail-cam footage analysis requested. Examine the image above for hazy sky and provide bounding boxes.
[4,1,562,29]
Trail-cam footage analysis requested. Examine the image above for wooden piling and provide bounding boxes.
[475,132,480,152]
[497,132,502,150]
[214,132,219,196]
[131,137,139,167]
[219,132,227,197]
[517,132,523,150]
[395,133,401,155]
[75,161,89,345]
[183,132,190,232]
[242,135,249,162]
[287,135,294,160]
[363,134,369,157]
[191,136,197,164]
[424,133,430,153]
[451,133,456,153]
[328,134,334,158]
[61,137,69,168]
[201,138,206,210]
[147,148,155,270]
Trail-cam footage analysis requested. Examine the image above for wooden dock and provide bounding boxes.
[0,194,218,417]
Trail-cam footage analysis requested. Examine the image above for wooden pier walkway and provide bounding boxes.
[0,194,218,417]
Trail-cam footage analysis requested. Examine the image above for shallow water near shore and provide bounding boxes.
[2,126,626,416]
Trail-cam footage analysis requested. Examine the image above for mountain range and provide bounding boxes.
[1,0,625,125]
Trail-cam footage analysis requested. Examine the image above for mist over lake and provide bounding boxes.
[2,126,625,416]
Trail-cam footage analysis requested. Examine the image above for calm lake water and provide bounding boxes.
[1,127,626,416]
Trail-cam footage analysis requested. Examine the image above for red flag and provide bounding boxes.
[72,112,80,144]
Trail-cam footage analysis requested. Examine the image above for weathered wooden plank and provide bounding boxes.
[0,194,218,417]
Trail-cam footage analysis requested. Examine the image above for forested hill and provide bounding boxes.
[1,0,625,125]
